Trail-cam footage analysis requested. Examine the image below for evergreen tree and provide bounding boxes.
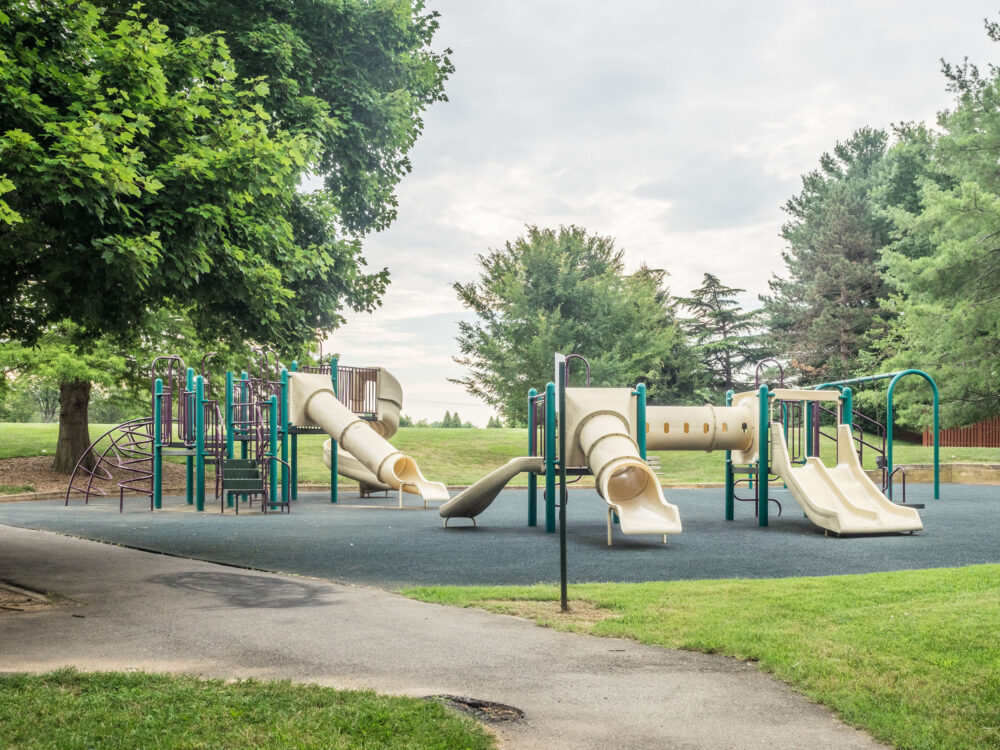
[442,410,452,428]
[678,273,769,392]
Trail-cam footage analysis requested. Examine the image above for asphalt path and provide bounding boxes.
[0,525,886,749]
[0,484,995,588]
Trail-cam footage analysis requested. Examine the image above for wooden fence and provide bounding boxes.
[923,415,1000,447]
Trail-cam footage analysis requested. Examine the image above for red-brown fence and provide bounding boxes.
[924,415,1000,447]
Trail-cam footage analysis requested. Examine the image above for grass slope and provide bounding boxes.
[0,669,494,749]
[1,422,996,485]
[406,565,1000,750]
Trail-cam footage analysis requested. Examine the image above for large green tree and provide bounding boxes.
[453,225,700,425]
[875,22,1000,427]
[762,128,896,381]
[678,273,769,394]
[0,1,449,470]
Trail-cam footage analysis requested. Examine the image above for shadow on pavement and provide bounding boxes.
[147,571,336,610]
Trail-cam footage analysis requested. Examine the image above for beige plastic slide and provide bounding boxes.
[564,387,682,540]
[438,456,544,524]
[770,422,922,534]
[288,372,449,503]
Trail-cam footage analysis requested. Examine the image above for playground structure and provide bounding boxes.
[66,352,446,513]
[440,354,927,541]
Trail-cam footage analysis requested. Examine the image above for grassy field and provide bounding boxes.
[0,669,494,749]
[1,422,997,485]
[406,564,1000,750]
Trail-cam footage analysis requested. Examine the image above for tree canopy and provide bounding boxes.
[452,225,699,425]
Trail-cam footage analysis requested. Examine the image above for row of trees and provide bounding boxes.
[451,225,769,426]
[759,20,1000,427]
[452,18,1000,430]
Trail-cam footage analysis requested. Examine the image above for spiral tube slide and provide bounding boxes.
[288,372,449,502]
[564,388,682,537]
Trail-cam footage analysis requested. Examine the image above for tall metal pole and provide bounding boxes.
[757,384,770,527]
[330,356,339,504]
[724,389,734,521]
[185,367,194,506]
[527,387,537,527]
[280,368,289,505]
[195,374,205,512]
[544,381,556,533]
[290,361,298,500]
[268,394,278,509]
[153,378,163,510]
[558,360,568,613]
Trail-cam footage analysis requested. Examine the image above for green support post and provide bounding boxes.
[268,394,278,508]
[842,387,853,428]
[330,356,339,504]
[153,378,163,510]
[280,369,289,504]
[225,371,234,460]
[544,381,556,534]
[558,361,568,613]
[195,375,205,512]
[757,384,770,527]
[724,389,734,521]
[527,387,538,527]
[633,383,647,459]
[805,401,814,457]
[185,368,194,505]
[290,361,298,500]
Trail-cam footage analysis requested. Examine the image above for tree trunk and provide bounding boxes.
[52,379,93,474]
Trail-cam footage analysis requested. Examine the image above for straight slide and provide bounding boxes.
[439,456,544,522]
[770,423,922,534]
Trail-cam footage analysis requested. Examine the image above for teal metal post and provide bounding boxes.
[185,368,194,505]
[724,389,734,521]
[330,356,339,504]
[268,394,278,509]
[544,381,556,533]
[290,361,298,500]
[239,372,249,460]
[805,401,814,457]
[195,375,205,511]
[225,371,234,460]
[527,388,538,527]
[633,383,647,459]
[757,384,770,527]
[558,362,568,612]
[887,369,940,500]
[842,387,853,428]
[153,378,163,510]
[280,369,289,504]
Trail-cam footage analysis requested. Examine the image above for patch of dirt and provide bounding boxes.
[478,599,613,628]
[428,695,524,723]
[0,581,60,614]
[0,456,190,497]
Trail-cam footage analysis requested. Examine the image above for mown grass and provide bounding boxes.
[1,422,996,485]
[0,484,35,494]
[0,669,495,750]
[405,564,1000,750]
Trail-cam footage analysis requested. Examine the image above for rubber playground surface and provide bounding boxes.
[1,482,996,588]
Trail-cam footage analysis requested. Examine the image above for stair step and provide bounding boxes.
[223,479,266,491]
[161,448,197,456]
[223,470,261,480]
[223,459,258,469]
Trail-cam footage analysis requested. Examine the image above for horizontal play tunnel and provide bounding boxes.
[645,405,755,452]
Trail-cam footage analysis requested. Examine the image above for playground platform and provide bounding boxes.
[0,483,996,588]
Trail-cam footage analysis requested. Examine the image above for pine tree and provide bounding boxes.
[441,410,452,428]
[678,274,769,392]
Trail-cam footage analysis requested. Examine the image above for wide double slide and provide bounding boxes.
[289,372,448,502]
[770,423,922,534]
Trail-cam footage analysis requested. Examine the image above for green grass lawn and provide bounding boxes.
[0,669,494,749]
[405,565,1000,750]
[2,422,997,485]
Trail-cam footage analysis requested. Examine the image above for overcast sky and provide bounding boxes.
[324,1,999,426]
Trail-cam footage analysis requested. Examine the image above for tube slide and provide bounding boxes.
[564,388,681,537]
[438,456,544,523]
[770,423,922,534]
[289,372,448,502]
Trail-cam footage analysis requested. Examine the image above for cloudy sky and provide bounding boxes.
[325,1,998,425]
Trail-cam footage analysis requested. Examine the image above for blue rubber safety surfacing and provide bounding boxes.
[0,484,996,588]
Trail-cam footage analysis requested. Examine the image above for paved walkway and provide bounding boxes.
[0,525,884,749]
